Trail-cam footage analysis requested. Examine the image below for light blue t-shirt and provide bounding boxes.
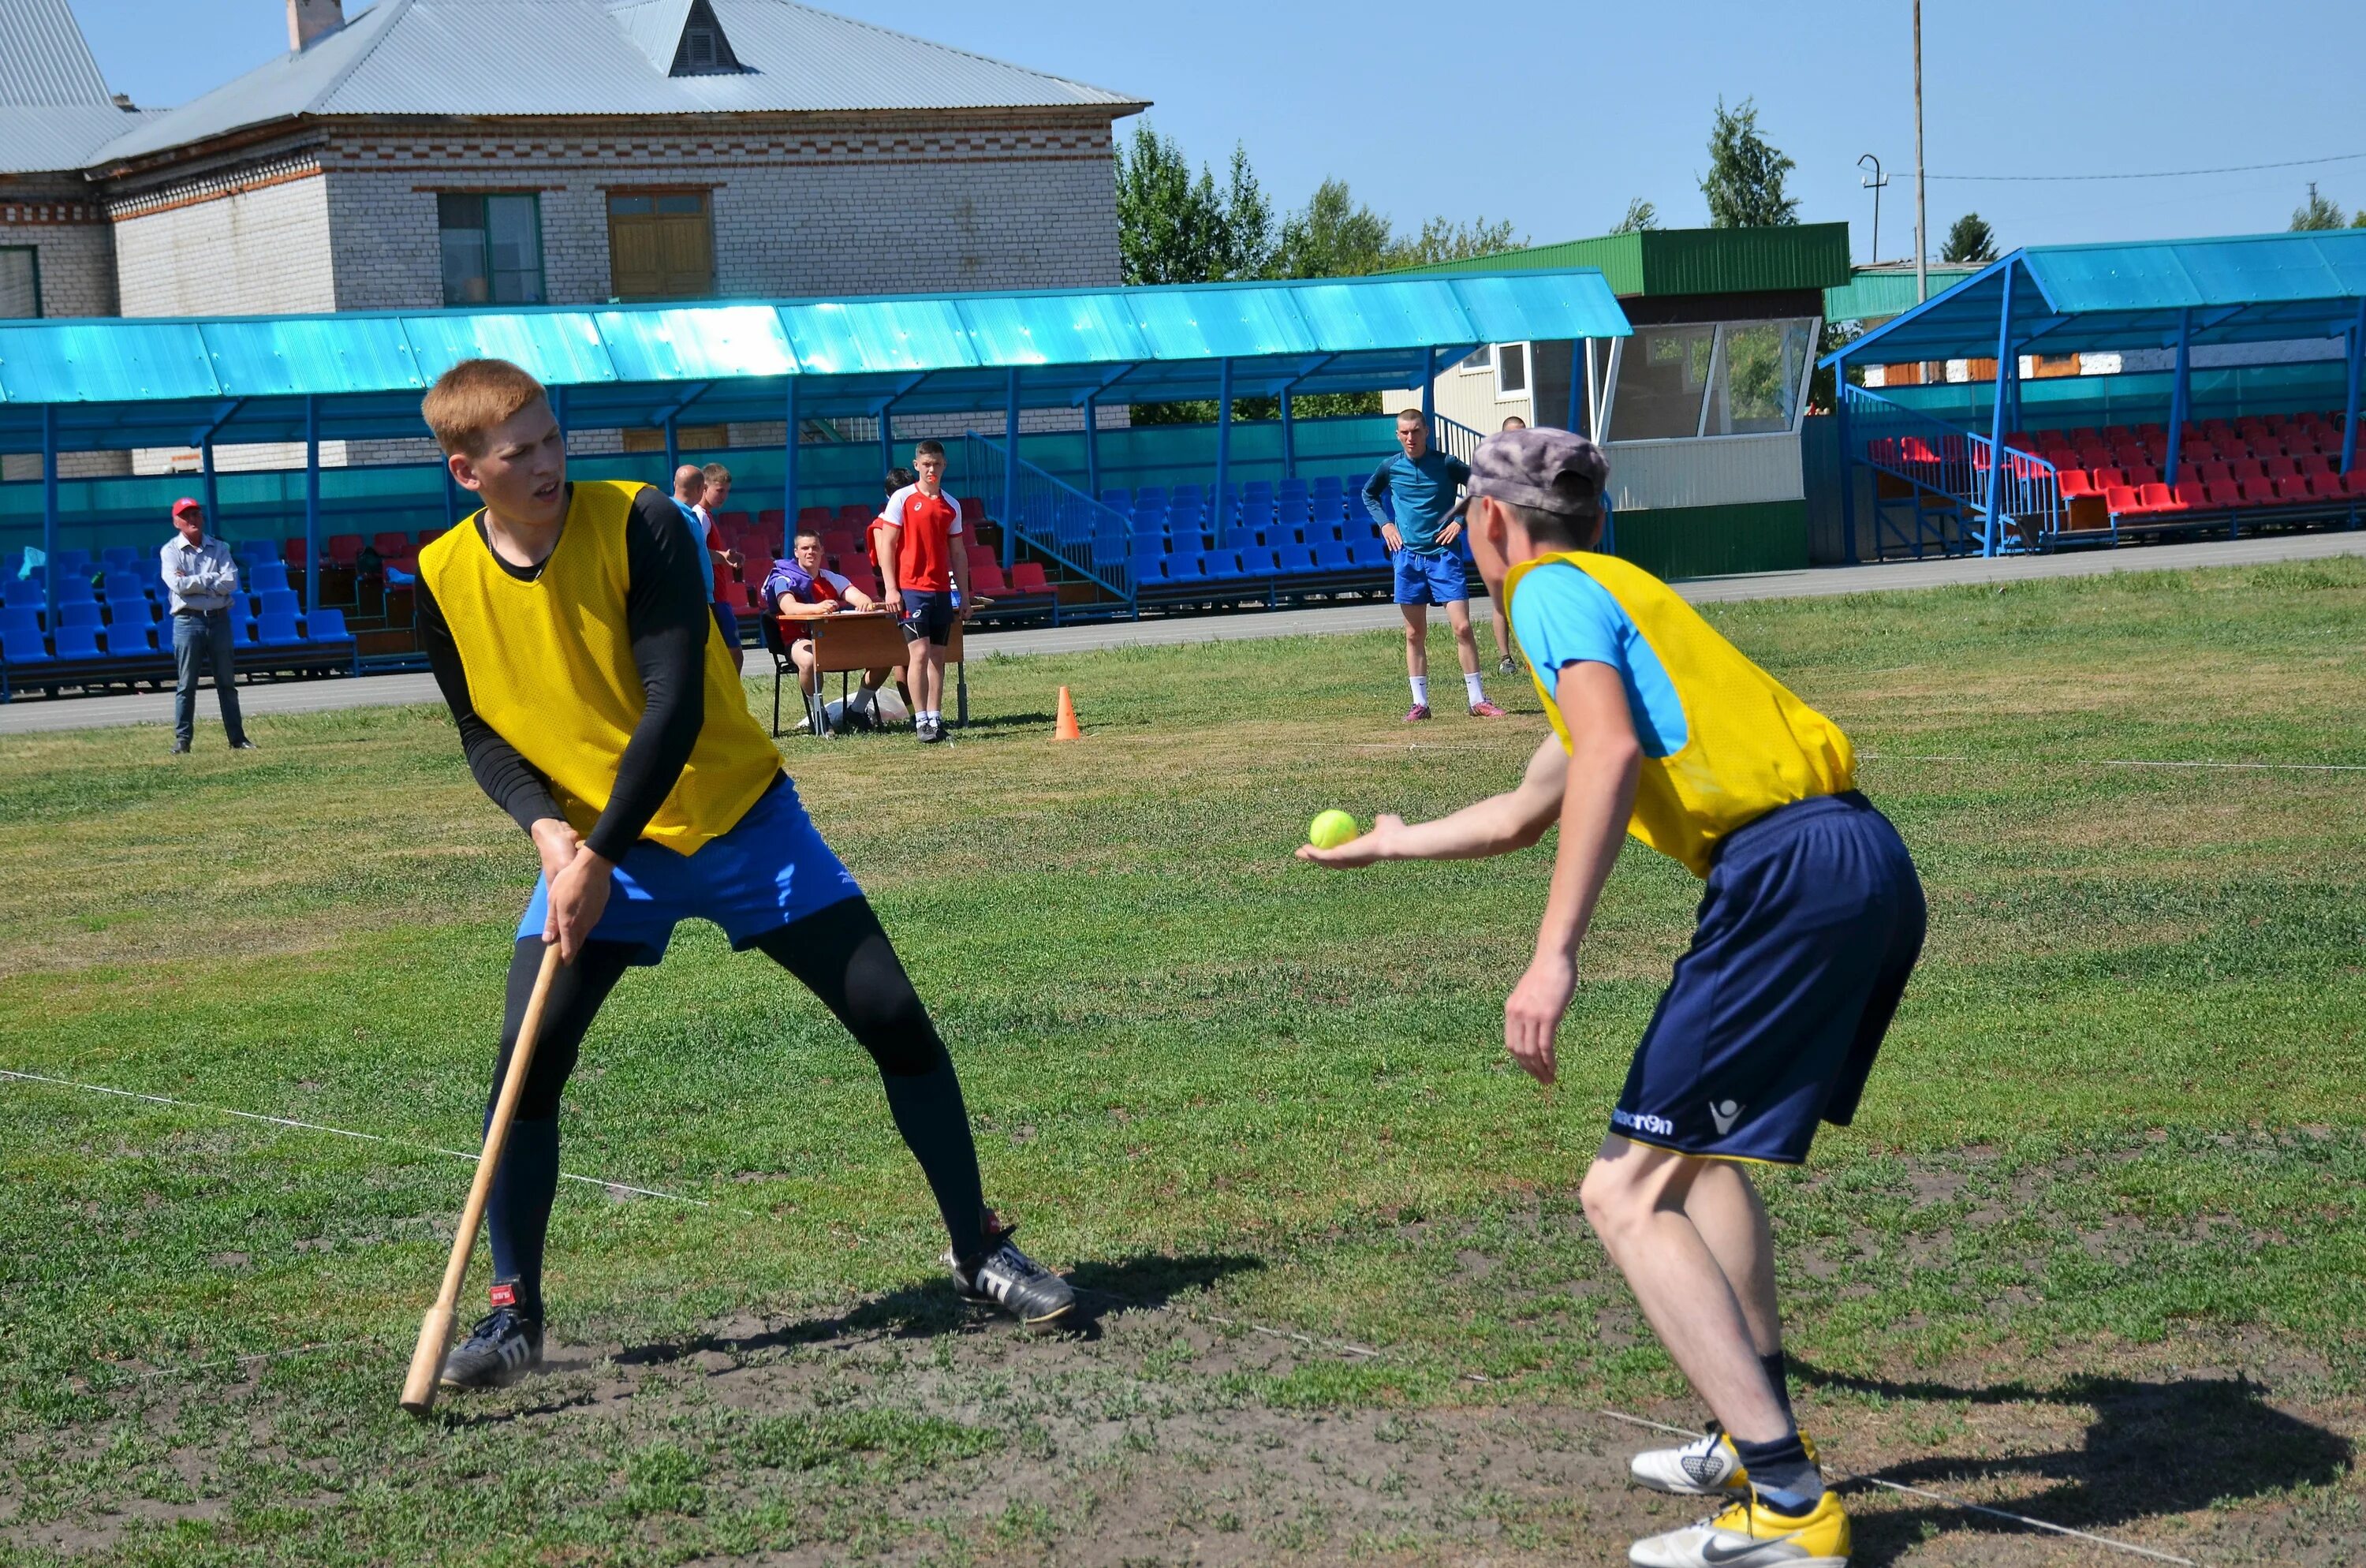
[675,500,715,599]
[1507,562,1689,757]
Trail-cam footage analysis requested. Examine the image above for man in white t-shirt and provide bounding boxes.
[765,528,894,727]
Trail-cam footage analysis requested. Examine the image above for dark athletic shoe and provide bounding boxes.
[438,1300,543,1390]
[1498,656,1518,676]
[230,739,259,751]
[917,718,943,744]
[951,1215,1074,1328]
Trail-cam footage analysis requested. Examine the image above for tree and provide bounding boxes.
[1275,178,1394,278]
[1114,124,1274,285]
[2292,182,2349,232]
[1610,197,1660,234]
[1700,96,1798,228]
[1940,212,1998,264]
[1390,213,1521,268]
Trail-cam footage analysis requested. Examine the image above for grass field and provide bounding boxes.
[2,558,2364,1566]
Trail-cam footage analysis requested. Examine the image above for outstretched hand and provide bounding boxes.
[1295,812,1407,868]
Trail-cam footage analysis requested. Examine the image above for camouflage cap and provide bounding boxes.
[1467,427,1609,517]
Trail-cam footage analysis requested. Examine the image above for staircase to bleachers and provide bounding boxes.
[1842,386,2065,558]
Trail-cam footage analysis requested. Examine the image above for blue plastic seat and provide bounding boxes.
[1314,539,1353,569]
[2,577,42,608]
[2,627,51,665]
[61,600,103,629]
[52,624,100,659]
[55,574,98,603]
[259,611,304,646]
[258,588,300,621]
[1099,488,1131,510]
[103,547,140,572]
[1170,483,1204,507]
[228,615,256,648]
[1133,486,1166,510]
[1200,550,1242,581]
[53,549,93,576]
[306,608,352,643]
[1279,546,1319,574]
[248,562,290,594]
[1,605,39,640]
[99,625,152,655]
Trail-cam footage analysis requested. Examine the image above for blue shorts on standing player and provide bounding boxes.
[516,774,862,965]
[1611,790,1925,1164]
[1392,548,1468,607]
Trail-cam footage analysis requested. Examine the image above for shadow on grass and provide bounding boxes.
[1799,1361,2354,1566]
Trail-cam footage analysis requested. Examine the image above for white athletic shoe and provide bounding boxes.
[1628,1491,1850,1566]
[1630,1422,1819,1496]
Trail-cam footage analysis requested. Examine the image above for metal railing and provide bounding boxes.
[960,432,1136,607]
[1429,412,1486,467]
[1842,385,2063,554]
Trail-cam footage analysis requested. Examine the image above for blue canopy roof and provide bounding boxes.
[1825,230,2366,368]
[0,268,1629,453]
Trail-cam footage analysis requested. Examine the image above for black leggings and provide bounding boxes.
[483,896,988,1318]
[487,894,952,1123]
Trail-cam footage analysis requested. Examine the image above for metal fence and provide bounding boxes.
[958,432,1136,610]
[1842,384,2063,555]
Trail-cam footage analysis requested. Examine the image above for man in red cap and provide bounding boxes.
[159,497,255,753]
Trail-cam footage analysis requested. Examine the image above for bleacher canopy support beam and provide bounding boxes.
[1215,357,1235,530]
[782,376,800,529]
[2165,309,2192,485]
[2345,297,2366,476]
[1084,393,1101,498]
[663,416,679,474]
[1003,368,1021,572]
[1836,385,1857,566]
[1568,339,1586,434]
[200,438,218,536]
[40,404,58,626]
[304,395,322,613]
[1278,389,1294,480]
[1983,264,2016,558]
[1420,347,1438,428]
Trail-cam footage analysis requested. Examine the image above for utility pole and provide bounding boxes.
[1857,154,1887,266]
[1913,0,1928,304]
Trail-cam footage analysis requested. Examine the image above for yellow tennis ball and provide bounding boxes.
[1308,809,1359,849]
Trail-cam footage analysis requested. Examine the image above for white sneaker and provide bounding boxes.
[1630,1422,1819,1497]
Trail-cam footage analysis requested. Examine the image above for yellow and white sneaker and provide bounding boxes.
[1629,1421,1819,1496]
[1629,1491,1850,1567]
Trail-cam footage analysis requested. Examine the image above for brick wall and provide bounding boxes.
[111,152,338,317]
[0,177,119,319]
[320,117,1122,310]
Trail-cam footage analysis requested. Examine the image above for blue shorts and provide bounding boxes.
[1612,792,1925,1164]
[900,589,956,646]
[1393,549,1468,606]
[517,775,863,965]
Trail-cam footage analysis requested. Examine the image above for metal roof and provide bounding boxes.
[0,268,1629,452]
[0,0,113,107]
[1391,224,1853,299]
[89,0,1141,167]
[1822,264,1983,324]
[0,103,148,174]
[1827,231,2366,367]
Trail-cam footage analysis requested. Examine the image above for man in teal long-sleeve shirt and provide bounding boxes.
[1363,409,1503,722]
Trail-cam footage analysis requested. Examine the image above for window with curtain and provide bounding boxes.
[438,194,544,305]
[0,248,38,319]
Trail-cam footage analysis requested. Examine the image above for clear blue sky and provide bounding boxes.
[74,0,2366,261]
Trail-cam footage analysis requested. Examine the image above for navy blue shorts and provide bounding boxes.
[1611,791,1924,1164]
[1392,549,1468,606]
[517,775,861,966]
[900,589,956,645]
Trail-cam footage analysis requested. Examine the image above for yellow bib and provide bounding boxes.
[418,480,780,853]
[1506,551,1855,878]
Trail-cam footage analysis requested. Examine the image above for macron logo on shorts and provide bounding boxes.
[1613,1108,1674,1139]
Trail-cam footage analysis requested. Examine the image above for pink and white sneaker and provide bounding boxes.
[1403,703,1433,722]
[1468,700,1507,718]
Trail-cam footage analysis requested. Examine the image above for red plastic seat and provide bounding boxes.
[2342,467,2366,498]
[2228,457,2268,483]
[2297,453,2335,479]
[326,534,363,565]
[971,562,1010,596]
[2092,466,2127,491]
[2057,469,2096,498]
[2204,479,2243,509]
[958,496,987,524]
[2122,464,2161,487]
[2138,483,2178,513]
[2196,460,2234,484]
[2104,484,2143,514]
[2169,481,2207,510]
[371,531,410,556]
[2237,478,2282,505]
[1009,562,1051,593]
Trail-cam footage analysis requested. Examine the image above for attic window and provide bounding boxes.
[669,2,741,75]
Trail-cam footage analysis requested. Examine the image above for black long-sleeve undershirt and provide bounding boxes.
[418,484,717,861]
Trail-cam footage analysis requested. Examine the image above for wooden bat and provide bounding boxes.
[399,941,563,1416]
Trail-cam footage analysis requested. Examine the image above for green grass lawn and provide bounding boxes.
[2,559,2363,1566]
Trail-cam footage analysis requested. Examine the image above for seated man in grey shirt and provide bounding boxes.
[159,497,256,754]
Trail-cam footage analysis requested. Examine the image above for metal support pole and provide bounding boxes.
[1837,383,1858,565]
[2165,308,2192,485]
[1566,339,1584,432]
[2344,297,2366,475]
[304,394,322,611]
[1983,265,2015,557]
[1584,338,1603,438]
[878,402,894,476]
[1002,367,1021,572]
[1420,347,1437,429]
[1913,0,1928,304]
[663,416,679,475]
[40,404,59,626]
[550,386,568,446]
[1084,393,1102,498]
[1278,388,1296,480]
[782,376,800,529]
[1214,357,1234,531]
[200,439,219,540]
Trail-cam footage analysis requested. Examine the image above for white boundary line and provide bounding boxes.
[1864,752,2366,774]
[0,1068,745,1211]
[1592,1409,2197,1566]
[3,1070,2205,1561]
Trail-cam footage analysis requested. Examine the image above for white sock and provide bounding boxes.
[1409,675,1429,707]
[1465,671,1487,706]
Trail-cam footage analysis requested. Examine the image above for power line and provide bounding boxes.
[1932,151,2366,184]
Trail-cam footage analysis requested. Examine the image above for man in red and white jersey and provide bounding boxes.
[876,440,970,744]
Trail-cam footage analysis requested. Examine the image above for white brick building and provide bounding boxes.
[3,0,1144,472]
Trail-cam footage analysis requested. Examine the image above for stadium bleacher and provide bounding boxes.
[2022,410,2361,533]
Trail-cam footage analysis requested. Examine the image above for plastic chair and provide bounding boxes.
[258,588,300,621]
[52,625,101,659]
[2,627,52,664]
[259,611,304,646]
[228,615,256,648]
[307,608,352,643]
[61,599,103,629]
[99,625,152,655]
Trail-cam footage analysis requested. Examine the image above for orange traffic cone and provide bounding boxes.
[1053,686,1084,741]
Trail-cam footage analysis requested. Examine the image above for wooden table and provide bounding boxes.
[766,609,966,738]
